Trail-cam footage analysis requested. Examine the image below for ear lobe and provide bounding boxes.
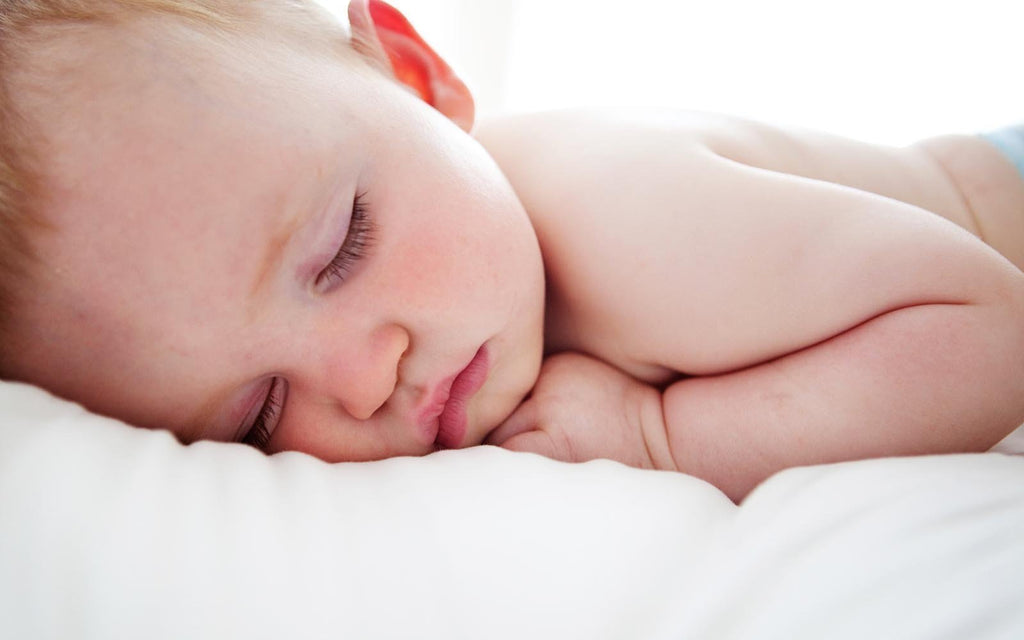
[347,0,475,132]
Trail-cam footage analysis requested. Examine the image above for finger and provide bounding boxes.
[484,401,538,446]
[500,430,569,461]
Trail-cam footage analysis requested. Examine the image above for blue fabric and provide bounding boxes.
[981,124,1024,179]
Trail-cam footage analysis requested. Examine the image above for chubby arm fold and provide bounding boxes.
[646,154,1024,501]
[656,297,1024,502]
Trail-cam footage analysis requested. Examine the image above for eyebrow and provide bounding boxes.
[248,161,343,300]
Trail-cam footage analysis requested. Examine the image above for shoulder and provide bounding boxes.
[471,108,732,271]
[471,108,768,251]
[472,107,726,192]
[472,109,738,381]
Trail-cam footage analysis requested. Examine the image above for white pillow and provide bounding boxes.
[2,380,1023,639]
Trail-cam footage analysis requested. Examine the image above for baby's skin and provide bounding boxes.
[477,111,1024,499]
[5,0,1023,502]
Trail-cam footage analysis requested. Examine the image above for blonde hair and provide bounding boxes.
[0,0,354,366]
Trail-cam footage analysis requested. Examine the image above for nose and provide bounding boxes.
[321,323,409,420]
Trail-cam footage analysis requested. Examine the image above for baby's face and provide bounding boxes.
[14,22,544,460]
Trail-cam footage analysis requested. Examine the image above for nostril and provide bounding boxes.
[343,324,409,420]
[387,322,411,378]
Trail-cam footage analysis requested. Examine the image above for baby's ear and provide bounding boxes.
[348,0,474,132]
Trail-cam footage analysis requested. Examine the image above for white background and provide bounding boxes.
[320,0,1022,145]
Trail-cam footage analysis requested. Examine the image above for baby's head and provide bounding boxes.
[0,0,545,460]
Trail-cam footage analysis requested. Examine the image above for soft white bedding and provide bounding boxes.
[2,379,1023,639]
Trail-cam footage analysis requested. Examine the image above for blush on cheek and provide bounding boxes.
[384,233,462,297]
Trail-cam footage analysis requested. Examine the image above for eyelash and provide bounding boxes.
[241,378,286,450]
[315,191,376,288]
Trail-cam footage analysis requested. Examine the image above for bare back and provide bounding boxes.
[475,109,1024,384]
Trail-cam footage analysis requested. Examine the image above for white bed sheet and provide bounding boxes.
[2,380,1023,639]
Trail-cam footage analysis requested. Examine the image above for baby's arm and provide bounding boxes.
[646,157,1024,501]
[478,111,1024,501]
[493,284,1024,503]
[656,298,1024,502]
[492,279,1024,502]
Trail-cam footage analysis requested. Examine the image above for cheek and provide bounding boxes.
[388,241,456,294]
[381,207,505,304]
[376,146,540,310]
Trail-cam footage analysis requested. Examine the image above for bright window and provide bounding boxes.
[319,0,1022,144]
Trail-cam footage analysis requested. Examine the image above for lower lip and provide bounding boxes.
[435,345,490,449]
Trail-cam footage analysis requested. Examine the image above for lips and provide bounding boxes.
[436,345,490,448]
[417,345,490,450]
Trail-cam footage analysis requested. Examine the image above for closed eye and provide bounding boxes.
[316,191,375,288]
[241,377,287,450]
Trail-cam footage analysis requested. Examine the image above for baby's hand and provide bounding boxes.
[485,352,669,470]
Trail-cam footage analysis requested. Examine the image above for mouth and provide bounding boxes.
[419,344,490,450]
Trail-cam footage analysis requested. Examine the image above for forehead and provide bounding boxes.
[30,16,364,274]
[24,12,377,225]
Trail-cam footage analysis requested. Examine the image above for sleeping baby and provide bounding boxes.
[1,0,1022,501]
